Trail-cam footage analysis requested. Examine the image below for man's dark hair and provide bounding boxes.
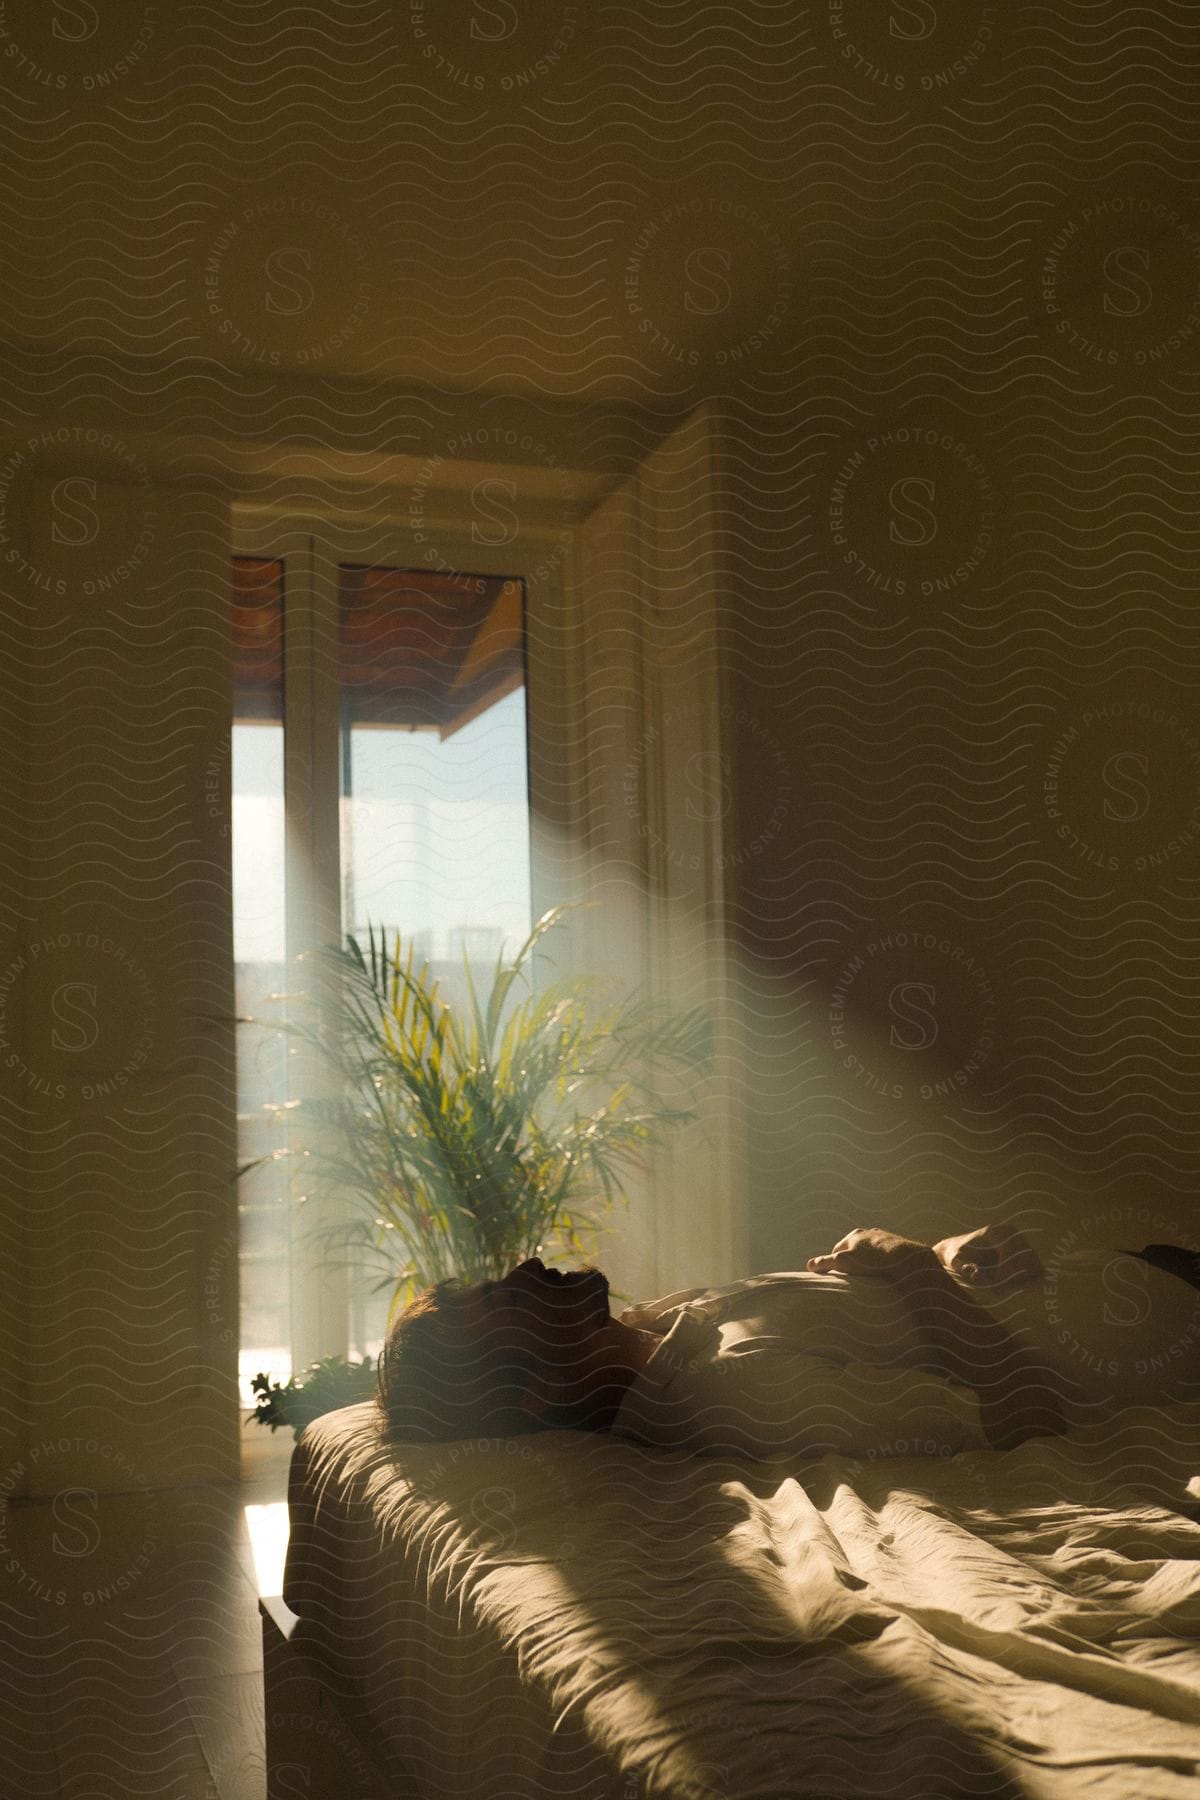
[378,1279,538,1441]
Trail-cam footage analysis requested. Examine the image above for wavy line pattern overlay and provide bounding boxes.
[2,0,1200,1795]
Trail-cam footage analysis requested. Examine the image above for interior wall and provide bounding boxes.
[0,482,31,1483]
[0,447,238,1495]
[717,93,1200,1274]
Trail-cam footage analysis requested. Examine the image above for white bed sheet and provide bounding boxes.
[284,1399,1200,1800]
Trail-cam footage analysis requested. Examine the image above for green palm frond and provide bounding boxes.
[241,904,711,1307]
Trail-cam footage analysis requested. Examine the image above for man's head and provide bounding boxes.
[379,1257,646,1441]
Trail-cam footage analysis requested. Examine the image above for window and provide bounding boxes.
[231,558,287,1400]
[232,537,532,1398]
[228,410,743,1375]
[337,563,532,1361]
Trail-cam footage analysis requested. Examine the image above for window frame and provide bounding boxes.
[230,501,570,1369]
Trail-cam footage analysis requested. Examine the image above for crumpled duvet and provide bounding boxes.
[284,1400,1200,1799]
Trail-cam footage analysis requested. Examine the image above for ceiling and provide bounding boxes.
[0,0,825,408]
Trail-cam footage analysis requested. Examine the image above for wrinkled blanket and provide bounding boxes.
[284,1400,1200,1799]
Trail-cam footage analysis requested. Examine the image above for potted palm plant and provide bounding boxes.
[244,905,710,1428]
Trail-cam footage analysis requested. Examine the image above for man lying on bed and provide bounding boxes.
[378,1225,1200,1460]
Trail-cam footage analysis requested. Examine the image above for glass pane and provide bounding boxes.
[338,566,532,1358]
[231,557,289,1404]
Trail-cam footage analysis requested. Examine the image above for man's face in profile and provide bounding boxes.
[473,1257,611,1350]
[465,1258,621,1427]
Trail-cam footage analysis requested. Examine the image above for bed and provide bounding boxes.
[279,1397,1200,1799]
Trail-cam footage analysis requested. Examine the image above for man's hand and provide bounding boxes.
[807,1228,940,1284]
[933,1224,1043,1291]
[809,1226,1064,1448]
